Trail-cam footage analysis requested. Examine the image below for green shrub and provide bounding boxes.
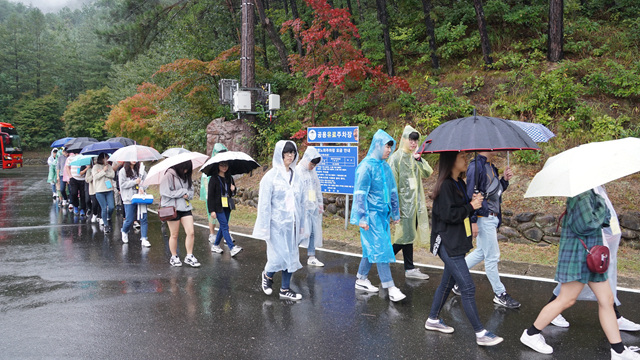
[513,149,542,165]
[435,22,480,60]
[589,114,625,141]
[462,76,485,94]
[583,60,640,98]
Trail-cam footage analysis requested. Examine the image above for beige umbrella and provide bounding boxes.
[143,151,209,186]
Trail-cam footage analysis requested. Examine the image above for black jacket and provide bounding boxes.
[207,174,236,214]
[430,177,476,257]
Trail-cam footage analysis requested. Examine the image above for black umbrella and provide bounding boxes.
[107,137,136,146]
[417,115,540,154]
[200,151,260,176]
[64,137,98,153]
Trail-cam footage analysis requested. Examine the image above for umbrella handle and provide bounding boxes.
[507,151,510,167]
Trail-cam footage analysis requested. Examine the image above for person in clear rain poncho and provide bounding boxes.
[350,129,406,302]
[296,146,324,267]
[254,140,307,301]
[388,125,433,280]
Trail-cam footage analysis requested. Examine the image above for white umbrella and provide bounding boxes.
[524,137,640,198]
[108,145,163,162]
[200,151,260,176]
[162,147,191,157]
[143,151,209,186]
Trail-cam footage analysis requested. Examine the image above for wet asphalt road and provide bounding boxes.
[1,167,639,359]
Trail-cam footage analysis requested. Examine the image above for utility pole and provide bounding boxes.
[241,0,256,90]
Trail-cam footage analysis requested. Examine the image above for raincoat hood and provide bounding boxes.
[398,125,420,153]
[212,143,228,156]
[273,140,299,170]
[367,130,396,160]
[298,146,322,170]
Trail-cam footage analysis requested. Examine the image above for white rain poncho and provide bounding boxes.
[388,125,433,245]
[296,146,323,249]
[349,129,400,263]
[253,140,306,273]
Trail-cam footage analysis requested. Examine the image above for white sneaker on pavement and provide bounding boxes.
[355,278,379,293]
[121,232,129,244]
[405,268,429,280]
[611,346,640,360]
[208,234,216,244]
[211,244,223,253]
[388,286,406,302]
[520,329,553,354]
[141,238,151,247]
[230,246,243,257]
[307,257,325,267]
[618,317,640,332]
[551,314,570,328]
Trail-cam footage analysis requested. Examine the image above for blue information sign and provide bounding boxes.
[314,146,358,195]
[307,126,359,143]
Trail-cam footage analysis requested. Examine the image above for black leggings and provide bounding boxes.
[393,243,414,270]
[68,178,86,210]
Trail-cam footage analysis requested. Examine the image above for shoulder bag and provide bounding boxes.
[158,174,178,221]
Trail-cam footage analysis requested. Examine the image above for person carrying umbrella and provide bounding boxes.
[388,125,433,280]
[350,129,405,302]
[296,146,324,267]
[93,153,116,232]
[200,143,228,244]
[119,161,150,247]
[207,157,243,257]
[84,157,101,223]
[66,152,89,217]
[520,188,640,359]
[254,140,306,301]
[47,149,59,199]
[160,161,200,268]
[424,151,504,346]
[57,148,69,206]
[453,151,521,309]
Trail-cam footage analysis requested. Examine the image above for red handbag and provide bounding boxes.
[579,238,610,274]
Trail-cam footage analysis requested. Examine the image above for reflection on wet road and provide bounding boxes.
[1,167,639,359]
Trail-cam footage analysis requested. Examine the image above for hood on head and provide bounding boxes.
[212,143,228,157]
[367,129,395,160]
[273,140,299,169]
[298,146,321,170]
[398,125,420,153]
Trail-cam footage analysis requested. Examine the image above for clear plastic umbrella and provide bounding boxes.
[161,147,191,157]
[143,151,209,186]
[108,145,163,163]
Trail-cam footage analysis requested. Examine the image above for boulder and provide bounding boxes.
[509,236,530,244]
[497,233,508,242]
[337,209,345,218]
[523,227,544,242]
[327,203,338,214]
[535,214,557,227]
[327,196,337,203]
[542,235,560,245]
[514,212,536,223]
[619,212,640,231]
[336,196,346,207]
[501,216,513,227]
[502,209,514,217]
[498,226,520,238]
[621,229,638,240]
[542,225,561,236]
[516,222,536,232]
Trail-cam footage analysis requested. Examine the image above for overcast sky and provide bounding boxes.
[8,0,89,13]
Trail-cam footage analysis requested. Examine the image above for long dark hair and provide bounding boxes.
[171,160,193,188]
[97,152,108,165]
[431,152,463,200]
[124,161,141,178]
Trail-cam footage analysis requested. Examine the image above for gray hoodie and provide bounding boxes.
[159,168,194,211]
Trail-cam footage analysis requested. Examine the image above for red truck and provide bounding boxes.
[0,122,23,169]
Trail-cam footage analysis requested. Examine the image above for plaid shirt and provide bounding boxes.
[555,190,610,284]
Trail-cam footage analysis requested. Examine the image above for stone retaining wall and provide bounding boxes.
[232,187,640,249]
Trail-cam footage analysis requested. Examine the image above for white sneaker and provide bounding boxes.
[355,278,379,293]
[211,244,223,253]
[551,314,570,328]
[91,215,97,223]
[208,234,216,244]
[121,232,129,244]
[612,346,640,360]
[99,218,104,226]
[618,317,640,332]
[184,254,201,268]
[141,238,151,247]
[230,246,243,257]
[169,256,182,267]
[388,286,406,302]
[425,318,455,334]
[405,268,429,280]
[62,200,68,206]
[68,204,74,211]
[307,257,325,267]
[520,329,553,354]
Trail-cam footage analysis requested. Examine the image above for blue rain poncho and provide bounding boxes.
[350,129,400,263]
[296,146,323,249]
[388,125,433,245]
[253,140,306,273]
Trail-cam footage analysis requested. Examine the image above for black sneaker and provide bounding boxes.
[279,289,302,301]
[493,292,521,308]
[261,271,273,295]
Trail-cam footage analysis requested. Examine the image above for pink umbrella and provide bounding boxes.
[143,151,209,186]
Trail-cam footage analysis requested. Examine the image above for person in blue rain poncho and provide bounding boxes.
[254,140,307,301]
[296,146,325,267]
[350,129,406,302]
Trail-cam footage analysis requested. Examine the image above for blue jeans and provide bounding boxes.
[308,225,317,256]
[122,203,148,238]
[357,257,394,289]
[429,245,484,332]
[214,208,235,249]
[95,191,114,223]
[465,215,506,296]
[59,176,68,201]
[51,183,56,195]
[267,270,292,290]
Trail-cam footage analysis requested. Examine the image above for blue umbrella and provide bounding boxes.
[509,120,555,143]
[51,137,75,148]
[80,141,123,155]
[69,154,98,166]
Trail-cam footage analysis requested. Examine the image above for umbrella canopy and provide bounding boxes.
[107,137,136,146]
[108,145,163,163]
[509,120,555,143]
[525,137,640,198]
[64,137,99,153]
[418,115,540,153]
[143,151,209,186]
[51,137,75,148]
[69,154,97,166]
[200,151,260,176]
[161,147,191,158]
[80,141,123,155]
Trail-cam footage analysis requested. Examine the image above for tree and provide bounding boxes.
[472,0,493,65]
[255,0,291,73]
[420,0,439,69]
[548,0,564,62]
[375,0,394,76]
[62,87,112,139]
[10,89,65,149]
[282,0,411,124]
